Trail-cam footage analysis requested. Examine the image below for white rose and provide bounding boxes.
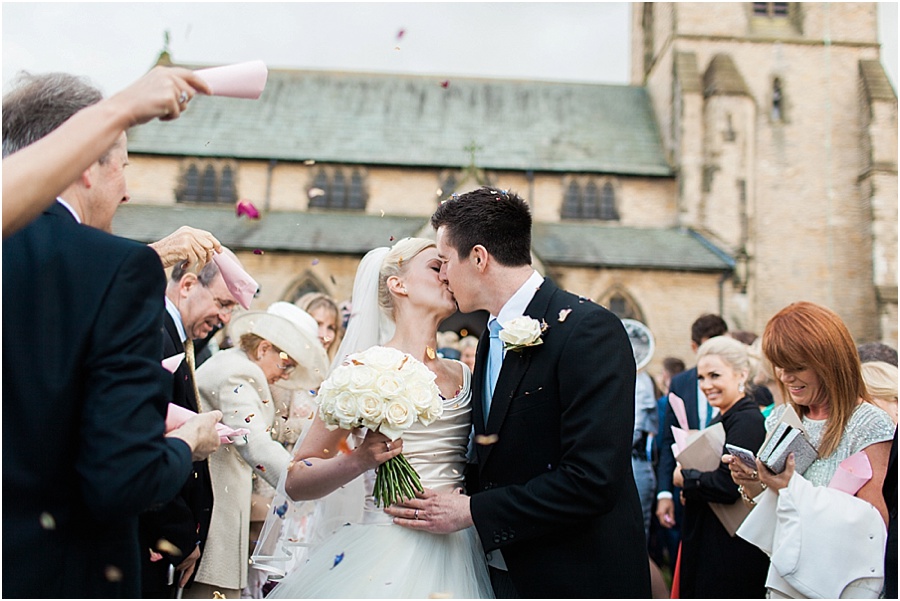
[380,397,416,440]
[403,381,438,416]
[327,364,353,390]
[332,391,360,430]
[347,364,378,393]
[355,391,385,429]
[499,316,544,348]
[362,346,406,372]
[375,371,402,397]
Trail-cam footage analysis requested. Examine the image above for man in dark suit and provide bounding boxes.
[140,259,240,597]
[2,72,222,598]
[655,314,728,531]
[387,187,650,598]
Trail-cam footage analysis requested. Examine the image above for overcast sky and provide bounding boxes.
[2,2,897,96]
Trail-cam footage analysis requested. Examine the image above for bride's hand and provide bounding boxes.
[354,430,403,472]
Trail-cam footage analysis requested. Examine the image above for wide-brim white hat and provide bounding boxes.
[229,301,329,389]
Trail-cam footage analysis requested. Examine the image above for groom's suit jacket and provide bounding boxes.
[469,278,651,598]
[139,313,215,596]
[2,202,193,598]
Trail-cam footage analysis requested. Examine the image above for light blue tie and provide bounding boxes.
[484,318,503,424]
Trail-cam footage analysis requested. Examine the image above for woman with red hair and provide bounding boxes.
[726,301,895,598]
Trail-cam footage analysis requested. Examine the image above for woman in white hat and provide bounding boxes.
[186,302,328,599]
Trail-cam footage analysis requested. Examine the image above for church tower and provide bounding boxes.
[632,2,897,343]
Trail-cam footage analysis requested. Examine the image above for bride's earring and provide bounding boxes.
[738,381,746,394]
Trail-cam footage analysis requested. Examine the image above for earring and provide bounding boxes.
[738,382,746,394]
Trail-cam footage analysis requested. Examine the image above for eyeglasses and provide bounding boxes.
[274,349,296,376]
[201,284,238,315]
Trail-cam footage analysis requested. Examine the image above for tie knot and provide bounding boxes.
[489,319,502,338]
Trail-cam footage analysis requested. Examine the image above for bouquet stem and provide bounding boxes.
[374,453,424,508]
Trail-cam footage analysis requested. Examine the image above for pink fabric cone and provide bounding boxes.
[827,450,872,495]
[165,403,249,444]
[195,60,268,99]
[212,251,258,310]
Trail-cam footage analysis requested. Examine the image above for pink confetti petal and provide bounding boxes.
[236,199,260,219]
[253,249,264,255]
[440,80,450,88]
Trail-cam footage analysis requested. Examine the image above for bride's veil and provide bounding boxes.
[251,246,395,581]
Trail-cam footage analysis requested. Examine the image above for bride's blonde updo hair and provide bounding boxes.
[377,237,435,319]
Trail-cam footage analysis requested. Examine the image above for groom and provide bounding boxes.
[387,188,650,597]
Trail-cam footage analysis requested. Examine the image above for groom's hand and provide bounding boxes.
[384,487,474,534]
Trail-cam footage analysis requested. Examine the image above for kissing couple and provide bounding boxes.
[262,187,651,599]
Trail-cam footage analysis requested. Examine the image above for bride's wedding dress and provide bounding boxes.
[266,365,493,599]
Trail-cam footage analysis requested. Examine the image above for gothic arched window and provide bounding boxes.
[307,168,368,211]
[599,182,619,221]
[177,161,237,204]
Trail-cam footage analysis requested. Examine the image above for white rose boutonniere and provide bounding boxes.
[499,316,548,352]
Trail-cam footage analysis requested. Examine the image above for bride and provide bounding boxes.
[263,237,493,599]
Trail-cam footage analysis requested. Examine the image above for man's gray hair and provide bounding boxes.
[170,258,221,286]
[2,72,103,158]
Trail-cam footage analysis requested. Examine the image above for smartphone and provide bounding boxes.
[725,443,757,469]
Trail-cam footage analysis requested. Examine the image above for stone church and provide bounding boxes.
[115,2,897,369]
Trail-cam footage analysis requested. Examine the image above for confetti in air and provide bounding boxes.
[275,501,289,518]
[245,413,255,423]
[39,512,56,530]
[253,249,264,255]
[234,384,243,393]
[308,187,326,198]
[212,592,226,599]
[236,199,260,220]
[558,308,572,322]
[426,346,436,360]
[302,459,313,467]
[304,159,316,165]
[439,80,450,88]
[312,259,320,266]
[156,538,182,556]
[396,28,405,40]
[256,464,266,473]
[104,565,124,582]
[331,552,345,569]
[475,434,499,445]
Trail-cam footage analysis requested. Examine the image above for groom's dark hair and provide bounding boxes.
[431,186,532,266]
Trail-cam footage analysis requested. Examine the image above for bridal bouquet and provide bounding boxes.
[316,346,443,507]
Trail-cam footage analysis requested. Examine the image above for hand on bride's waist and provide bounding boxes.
[383,487,474,534]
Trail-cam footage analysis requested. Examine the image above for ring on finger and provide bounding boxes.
[751,470,758,480]
[179,91,189,104]
[385,441,391,452]
[414,509,419,520]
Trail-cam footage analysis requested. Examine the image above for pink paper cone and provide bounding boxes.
[212,251,258,310]
[162,352,185,373]
[827,450,872,495]
[195,60,268,99]
[165,403,250,444]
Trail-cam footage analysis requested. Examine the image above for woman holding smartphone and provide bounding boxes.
[673,335,770,598]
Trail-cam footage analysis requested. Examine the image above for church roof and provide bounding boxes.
[127,67,672,176]
[112,204,731,272]
[859,59,897,101]
[533,221,733,272]
[703,54,751,98]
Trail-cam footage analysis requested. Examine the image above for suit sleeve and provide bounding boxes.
[77,244,192,520]
[470,308,636,546]
[656,401,678,495]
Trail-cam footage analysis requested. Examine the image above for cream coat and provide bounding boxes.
[194,348,292,590]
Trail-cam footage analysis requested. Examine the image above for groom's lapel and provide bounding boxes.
[481,278,555,464]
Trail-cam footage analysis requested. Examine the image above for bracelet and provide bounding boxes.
[739,482,767,506]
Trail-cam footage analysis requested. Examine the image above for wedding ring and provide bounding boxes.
[751,470,758,480]
[414,509,419,520]
[179,91,189,104]
[385,442,391,452]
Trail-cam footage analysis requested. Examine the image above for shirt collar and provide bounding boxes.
[164,296,188,343]
[56,198,81,224]
[492,270,545,325]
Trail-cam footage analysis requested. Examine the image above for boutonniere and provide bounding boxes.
[499,316,548,352]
